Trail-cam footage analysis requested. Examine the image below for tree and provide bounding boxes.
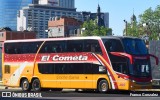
[139,5,160,40]
[0,27,12,31]
[81,20,112,36]
[124,21,144,38]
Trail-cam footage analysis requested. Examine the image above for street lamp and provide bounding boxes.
[143,23,152,36]
[123,20,127,36]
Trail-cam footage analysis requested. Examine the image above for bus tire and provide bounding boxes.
[32,79,41,92]
[97,80,109,93]
[21,79,31,91]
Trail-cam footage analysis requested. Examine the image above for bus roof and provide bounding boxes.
[4,36,141,43]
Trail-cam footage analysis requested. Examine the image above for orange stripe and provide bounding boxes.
[96,54,118,89]
[33,41,46,76]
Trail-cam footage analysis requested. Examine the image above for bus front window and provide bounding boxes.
[129,59,151,77]
[122,38,148,55]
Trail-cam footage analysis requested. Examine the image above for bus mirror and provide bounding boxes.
[149,54,159,65]
[99,66,106,72]
[110,52,133,64]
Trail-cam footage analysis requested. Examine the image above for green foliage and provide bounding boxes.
[124,21,141,37]
[81,20,112,36]
[139,5,160,40]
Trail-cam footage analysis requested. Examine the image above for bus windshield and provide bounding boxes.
[122,38,148,55]
[129,59,151,77]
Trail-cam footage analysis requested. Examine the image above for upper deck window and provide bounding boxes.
[103,39,124,52]
[4,41,42,54]
[122,38,148,55]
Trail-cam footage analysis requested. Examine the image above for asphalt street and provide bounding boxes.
[0,81,160,100]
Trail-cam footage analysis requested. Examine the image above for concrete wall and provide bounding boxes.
[149,41,160,80]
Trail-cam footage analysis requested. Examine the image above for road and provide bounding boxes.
[0,88,160,100]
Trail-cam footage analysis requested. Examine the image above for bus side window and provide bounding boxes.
[40,41,65,53]
[56,45,62,53]
[67,40,83,52]
[84,40,102,54]
[21,42,42,54]
[112,62,128,74]
[84,63,93,74]
[104,39,124,53]
[4,44,11,54]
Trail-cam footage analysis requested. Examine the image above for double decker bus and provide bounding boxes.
[2,36,158,92]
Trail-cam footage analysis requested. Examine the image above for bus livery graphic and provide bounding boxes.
[2,36,158,92]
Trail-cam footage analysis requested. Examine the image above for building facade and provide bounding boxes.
[38,0,75,8]
[17,4,82,38]
[0,0,33,31]
[59,0,75,8]
[81,5,109,28]
[48,17,82,37]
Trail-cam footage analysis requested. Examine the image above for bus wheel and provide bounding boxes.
[32,79,41,92]
[97,80,109,93]
[21,79,31,91]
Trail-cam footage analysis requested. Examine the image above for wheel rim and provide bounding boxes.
[23,81,29,90]
[101,83,107,92]
[33,81,40,90]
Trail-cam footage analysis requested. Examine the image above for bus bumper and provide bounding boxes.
[129,82,152,91]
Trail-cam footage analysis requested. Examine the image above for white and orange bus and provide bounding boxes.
[2,36,158,92]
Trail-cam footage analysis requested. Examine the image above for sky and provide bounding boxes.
[75,0,160,36]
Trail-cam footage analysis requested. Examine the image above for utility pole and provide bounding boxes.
[124,20,128,36]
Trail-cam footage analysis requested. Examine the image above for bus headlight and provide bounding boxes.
[132,80,135,82]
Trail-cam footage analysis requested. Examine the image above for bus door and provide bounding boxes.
[111,55,130,90]
[103,39,130,90]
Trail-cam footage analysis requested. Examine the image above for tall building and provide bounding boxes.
[0,0,33,30]
[81,5,109,28]
[17,4,82,38]
[59,0,75,8]
[38,0,75,8]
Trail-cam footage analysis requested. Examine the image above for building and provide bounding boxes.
[0,0,33,31]
[0,30,36,78]
[39,0,75,8]
[17,4,82,38]
[59,0,75,8]
[81,5,109,28]
[48,17,82,37]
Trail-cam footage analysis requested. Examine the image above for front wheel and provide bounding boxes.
[97,80,109,93]
[32,79,41,92]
